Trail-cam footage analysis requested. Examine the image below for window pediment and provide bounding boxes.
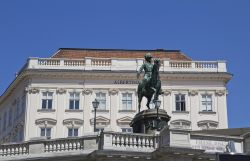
[63,118,84,126]
[117,116,133,125]
[35,118,57,126]
[197,120,218,130]
[90,116,110,125]
[170,119,191,129]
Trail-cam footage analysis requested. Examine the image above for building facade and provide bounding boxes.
[0,48,231,143]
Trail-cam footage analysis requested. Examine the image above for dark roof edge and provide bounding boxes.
[58,48,181,52]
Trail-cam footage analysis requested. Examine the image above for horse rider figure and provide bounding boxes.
[137,53,155,93]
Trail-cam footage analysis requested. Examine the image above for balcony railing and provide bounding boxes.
[22,57,227,73]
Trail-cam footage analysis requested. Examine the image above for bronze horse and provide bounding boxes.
[137,59,162,112]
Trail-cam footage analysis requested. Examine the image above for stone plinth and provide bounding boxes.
[130,109,171,134]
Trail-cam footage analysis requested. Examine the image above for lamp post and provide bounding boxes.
[154,99,161,130]
[92,99,99,132]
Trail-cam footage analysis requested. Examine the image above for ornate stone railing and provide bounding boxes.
[38,59,60,66]
[24,57,227,73]
[0,132,158,160]
[64,59,85,66]
[91,58,111,66]
[0,143,29,156]
[44,137,85,152]
[102,132,159,152]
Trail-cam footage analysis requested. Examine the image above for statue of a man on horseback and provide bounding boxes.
[137,53,163,112]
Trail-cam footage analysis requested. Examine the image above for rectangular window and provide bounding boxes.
[42,92,53,109]
[121,128,133,133]
[69,92,80,109]
[175,94,186,111]
[122,93,132,110]
[8,108,12,126]
[21,95,26,114]
[95,128,104,132]
[3,111,7,130]
[96,92,106,110]
[0,118,2,133]
[19,128,24,141]
[40,127,51,138]
[15,99,20,120]
[201,94,212,111]
[68,128,78,137]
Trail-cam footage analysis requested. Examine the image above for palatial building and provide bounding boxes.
[0,48,231,143]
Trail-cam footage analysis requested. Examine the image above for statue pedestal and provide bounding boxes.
[130,109,171,134]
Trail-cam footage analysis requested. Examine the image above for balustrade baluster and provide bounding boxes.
[73,141,77,150]
[129,135,133,147]
[125,135,129,147]
[132,136,136,148]
[77,141,80,149]
[112,134,116,146]
[120,135,124,149]
[137,136,141,148]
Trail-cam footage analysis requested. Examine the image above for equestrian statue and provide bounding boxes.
[137,53,163,112]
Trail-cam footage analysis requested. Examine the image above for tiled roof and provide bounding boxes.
[51,48,192,60]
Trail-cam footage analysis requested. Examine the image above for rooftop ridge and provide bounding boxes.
[58,48,181,52]
[52,48,192,60]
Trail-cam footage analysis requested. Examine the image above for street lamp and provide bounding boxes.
[92,99,99,132]
[154,99,161,130]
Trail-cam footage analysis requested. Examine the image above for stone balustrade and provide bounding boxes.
[23,57,227,73]
[44,137,85,152]
[0,132,158,159]
[0,130,246,160]
[0,142,29,156]
[0,135,98,158]
[102,132,159,152]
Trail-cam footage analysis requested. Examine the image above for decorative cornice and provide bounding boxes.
[215,90,226,96]
[26,87,40,94]
[162,89,172,96]
[56,88,67,94]
[82,89,93,95]
[35,118,57,126]
[108,88,119,95]
[188,90,198,96]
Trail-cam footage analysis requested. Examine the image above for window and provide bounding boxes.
[40,127,51,138]
[95,128,104,132]
[3,111,7,130]
[122,93,132,110]
[175,94,186,111]
[21,95,26,114]
[42,92,53,109]
[121,128,133,133]
[15,98,20,120]
[0,118,1,133]
[69,92,80,109]
[68,128,78,137]
[201,94,212,111]
[8,108,12,126]
[19,128,24,141]
[96,92,106,110]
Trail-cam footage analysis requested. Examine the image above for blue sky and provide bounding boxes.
[0,0,249,128]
